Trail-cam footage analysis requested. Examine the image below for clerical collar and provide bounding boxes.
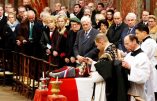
[131,47,143,56]
[142,36,151,42]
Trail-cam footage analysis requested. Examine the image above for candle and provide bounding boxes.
[56,76,58,81]
[42,72,44,78]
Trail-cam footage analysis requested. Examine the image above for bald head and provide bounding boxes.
[113,12,122,25]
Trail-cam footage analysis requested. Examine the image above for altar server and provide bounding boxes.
[122,34,151,101]
[135,24,157,101]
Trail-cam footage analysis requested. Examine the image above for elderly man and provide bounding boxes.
[135,24,157,101]
[122,34,151,101]
[107,11,127,48]
[119,12,137,52]
[65,17,81,66]
[16,10,42,57]
[73,16,99,63]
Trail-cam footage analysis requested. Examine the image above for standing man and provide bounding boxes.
[73,16,99,63]
[122,34,151,101]
[0,4,7,49]
[135,24,157,101]
[107,11,127,48]
[119,12,137,52]
[16,10,42,58]
[65,17,81,66]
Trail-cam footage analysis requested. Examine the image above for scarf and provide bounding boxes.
[7,20,19,32]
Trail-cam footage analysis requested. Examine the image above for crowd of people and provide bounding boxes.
[0,0,157,101]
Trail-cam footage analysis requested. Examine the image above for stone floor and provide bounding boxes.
[0,86,31,101]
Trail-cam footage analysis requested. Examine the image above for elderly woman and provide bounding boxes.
[148,15,157,41]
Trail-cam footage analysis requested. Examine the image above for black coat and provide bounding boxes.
[40,28,58,60]
[0,15,7,48]
[3,24,18,51]
[65,30,78,58]
[107,22,127,48]
[95,60,129,101]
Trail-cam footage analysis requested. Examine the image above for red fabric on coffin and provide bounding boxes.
[47,95,67,101]
[33,89,48,101]
[48,78,79,101]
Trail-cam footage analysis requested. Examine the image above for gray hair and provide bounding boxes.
[125,12,137,20]
[81,16,91,23]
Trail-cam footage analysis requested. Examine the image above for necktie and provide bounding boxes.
[127,28,131,34]
[84,32,88,40]
[29,22,34,40]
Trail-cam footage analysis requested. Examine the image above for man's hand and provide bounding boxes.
[70,57,76,63]
[76,55,85,63]
[84,57,93,64]
[122,61,131,69]
[16,40,21,46]
[65,58,70,63]
[53,51,58,57]
[23,40,27,44]
[46,49,51,55]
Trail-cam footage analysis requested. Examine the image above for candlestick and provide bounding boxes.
[56,76,58,82]
[42,72,44,78]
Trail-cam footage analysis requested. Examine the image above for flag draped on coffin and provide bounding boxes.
[48,78,94,101]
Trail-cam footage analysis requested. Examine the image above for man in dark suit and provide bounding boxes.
[0,5,7,49]
[119,13,137,52]
[73,16,99,63]
[17,10,42,58]
[73,4,83,20]
[107,12,127,48]
[51,3,61,16]
[137,11,149,26]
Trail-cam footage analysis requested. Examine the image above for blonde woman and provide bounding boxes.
[148,15,157,41]
[51,15,69,68]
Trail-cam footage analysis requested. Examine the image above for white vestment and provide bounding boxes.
[90,61,106,101]
[141,37,157,101]
[124,51,151,101]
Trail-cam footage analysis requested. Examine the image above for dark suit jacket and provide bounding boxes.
[137,21,148,26]
[118,26,136,52]
[0,15,7,48]
[17,19,43,57]
[40,28,58,59]
[73,28,99,60]
[107,22,127,48]
[3,24,18,51]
